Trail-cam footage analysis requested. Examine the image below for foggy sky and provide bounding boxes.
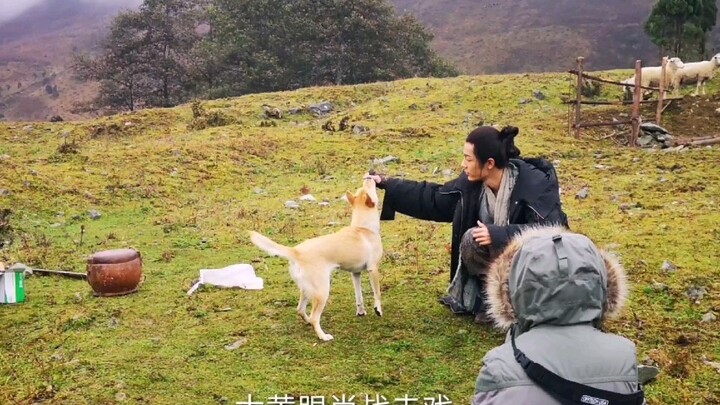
[0,0,142,24]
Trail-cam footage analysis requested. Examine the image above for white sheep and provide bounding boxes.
[622,57,685,96]
[672,53,720,96]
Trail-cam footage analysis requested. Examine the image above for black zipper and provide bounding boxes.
[526,203,545,221]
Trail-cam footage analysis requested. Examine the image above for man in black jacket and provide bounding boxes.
[370,126,569,323]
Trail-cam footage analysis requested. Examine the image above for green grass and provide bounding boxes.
[1,73,719,404]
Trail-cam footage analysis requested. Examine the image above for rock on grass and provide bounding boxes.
[225,338,248,351]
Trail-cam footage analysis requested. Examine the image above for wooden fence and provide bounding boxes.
[566,56,681,147]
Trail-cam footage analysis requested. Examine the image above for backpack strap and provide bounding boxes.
[511,327,645,405]
[552,235,569,273]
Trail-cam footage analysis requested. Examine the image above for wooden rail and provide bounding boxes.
[569,56,675,147]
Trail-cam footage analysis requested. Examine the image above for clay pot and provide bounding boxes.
[87,248,143,297]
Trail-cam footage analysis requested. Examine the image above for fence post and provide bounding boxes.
[631,60,642,147]
[656,56,667,124]
[574,57,584,138]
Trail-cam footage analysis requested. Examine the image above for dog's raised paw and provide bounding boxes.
[320,333,334,341]
[357,311,367,317]
[374,307,382,316]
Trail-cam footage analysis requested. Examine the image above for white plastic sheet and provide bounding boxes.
[186,264,263,296]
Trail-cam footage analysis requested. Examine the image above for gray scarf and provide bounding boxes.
[480,164,518,226]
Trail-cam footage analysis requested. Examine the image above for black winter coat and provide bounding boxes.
[379,158,569,281]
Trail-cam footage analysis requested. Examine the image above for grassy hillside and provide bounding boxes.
[1,72,719,404]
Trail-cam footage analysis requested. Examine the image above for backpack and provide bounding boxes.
[519,157,569,228]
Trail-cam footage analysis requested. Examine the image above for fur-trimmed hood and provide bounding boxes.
[486,226,628,333]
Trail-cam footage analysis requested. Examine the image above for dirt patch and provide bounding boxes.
[579,94,720,145]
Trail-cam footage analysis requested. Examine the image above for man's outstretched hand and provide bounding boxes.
[367,169,387,189]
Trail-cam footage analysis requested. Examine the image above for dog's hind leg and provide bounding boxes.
[368,267,382,317]
[297,290,310,323]
[309,284,333,341]
[351,272,366,316]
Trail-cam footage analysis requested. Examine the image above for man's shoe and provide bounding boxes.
[438,295,470,314]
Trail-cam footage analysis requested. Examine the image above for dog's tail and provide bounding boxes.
[249,231,297,261]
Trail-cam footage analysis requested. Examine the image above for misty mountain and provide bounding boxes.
[0,0,140,45]
[1,0,718,121]
[390,0,720,74]
[0,0,140,121]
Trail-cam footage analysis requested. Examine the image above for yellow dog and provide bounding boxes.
[250,176,383,341]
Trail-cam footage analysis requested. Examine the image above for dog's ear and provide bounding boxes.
[365,184,379,208]
[345,191,355,205]
[364,194,376,208]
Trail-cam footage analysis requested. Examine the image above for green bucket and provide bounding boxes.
[0,269,26,304]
